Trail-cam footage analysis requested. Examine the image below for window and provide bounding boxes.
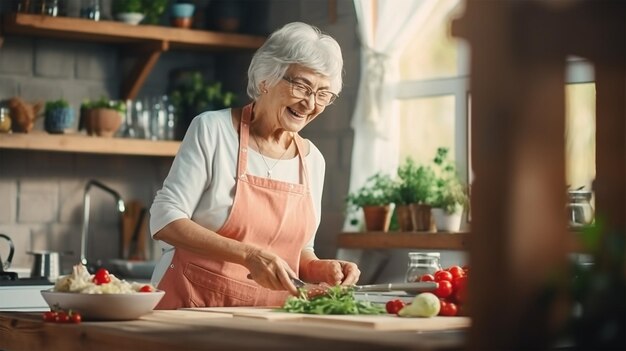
[396,0,469,179]
[396,4,596,192]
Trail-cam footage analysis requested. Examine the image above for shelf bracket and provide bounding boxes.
[121,40,169,101]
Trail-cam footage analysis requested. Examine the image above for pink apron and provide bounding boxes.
[156,104,317,309]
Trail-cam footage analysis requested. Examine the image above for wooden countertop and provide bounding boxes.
[0,309,468,350]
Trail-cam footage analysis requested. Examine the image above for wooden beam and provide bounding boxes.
[121,41,169,101]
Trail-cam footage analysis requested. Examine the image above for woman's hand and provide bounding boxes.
[306,259,361,286]
[244,247,299,295]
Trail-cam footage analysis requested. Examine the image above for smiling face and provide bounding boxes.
[257,65,334,134]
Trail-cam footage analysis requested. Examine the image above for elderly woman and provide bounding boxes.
[150,22,360,309]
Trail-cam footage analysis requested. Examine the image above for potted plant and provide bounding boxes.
[44,99,74,134]
[429,147,469,232]
[392,157,436,231]
[112,0,145,25]
[80,97,126,137]
[346,172,395,232]
[169,71,236,139]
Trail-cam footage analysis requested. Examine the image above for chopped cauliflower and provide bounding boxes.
[54,264,153,294]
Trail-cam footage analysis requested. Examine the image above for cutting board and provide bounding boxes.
[181,307,471,331]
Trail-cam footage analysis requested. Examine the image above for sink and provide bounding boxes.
[104,259,157,280]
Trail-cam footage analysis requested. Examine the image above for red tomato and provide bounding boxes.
[43,311,57,322]
[385,299,406,315]
[447,266,465,279]
[434,270,453,282]
[419,274,435,282]
[139,285,153,293]
[92,268,111,285]
[55,311,70,323]
[434,280,453,298]
[452,276,468,304]
[440,301,458,316]
[70,313,82,324]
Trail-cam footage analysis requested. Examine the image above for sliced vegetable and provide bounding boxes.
[282,285,385,315]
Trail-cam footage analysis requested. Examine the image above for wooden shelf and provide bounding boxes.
[337,232,470,250]
[337,231,585,252]
[1,14,266,100]
[0,131,180,157]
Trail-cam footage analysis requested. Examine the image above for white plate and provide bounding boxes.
[41,289,164,321]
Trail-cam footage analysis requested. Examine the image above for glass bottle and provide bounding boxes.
[405,252,442,283]
[0,107,12,133]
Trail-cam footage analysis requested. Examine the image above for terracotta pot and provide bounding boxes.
[409,204,435,232]
[362,205,392,232]
[88,108,122,137]
[395,205,414,231]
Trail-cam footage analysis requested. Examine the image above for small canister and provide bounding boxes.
[0,108,12,133]
[405,252,442,282]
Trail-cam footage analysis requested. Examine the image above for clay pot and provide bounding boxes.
[410,204,435,232]
[395,204,414,231]
[86,108,122,137]
[362,205,393,232]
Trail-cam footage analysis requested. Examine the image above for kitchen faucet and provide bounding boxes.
[80,180,126,269]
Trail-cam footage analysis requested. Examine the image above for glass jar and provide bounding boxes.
[567,190,594,228]
[405,252,442,283]
[0,108,12,133]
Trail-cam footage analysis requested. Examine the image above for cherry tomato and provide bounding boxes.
[451,276,468,301]
[92,268,111,285]
[139,285,153,293]
[434,270,453,282]
[55,311,70,323]
[43,311,57,322]
[70,313,82,324]
[440,301,458,316]
[434,280,453,298]
[447,266,465,279]
[385,299,406,315]
[419,274,435,282]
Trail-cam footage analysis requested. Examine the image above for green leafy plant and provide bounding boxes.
[429,147,469,214]
[80,97,126,114]
[141,0,168,24]
[392,157,436,205]
[45,99,70,111]
[346,172,395,209]
[112,0,143,14]
[282,285,385,315]
[169,71,236,116]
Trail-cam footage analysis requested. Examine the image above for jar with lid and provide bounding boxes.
[567,190,594,228]
[405,252,442,283]
[0,107,12,133]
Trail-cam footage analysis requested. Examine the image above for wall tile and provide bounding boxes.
[75,43,117,81]
[0,180,17,223]
[0,37,33,75]
[34,39,76,78]
[0,225,33,269]
[17,179,59,223]
[0,77,18,100]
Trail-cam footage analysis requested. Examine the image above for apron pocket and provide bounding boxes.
[183,263,257,307]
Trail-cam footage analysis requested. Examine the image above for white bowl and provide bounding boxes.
[41,289,164,321]
[115,12,145,25]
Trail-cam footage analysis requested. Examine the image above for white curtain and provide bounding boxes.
[345,0,457,231]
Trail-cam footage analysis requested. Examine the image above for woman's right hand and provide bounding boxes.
[244,247,299,296]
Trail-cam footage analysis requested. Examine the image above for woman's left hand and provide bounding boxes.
[306,259,360,286]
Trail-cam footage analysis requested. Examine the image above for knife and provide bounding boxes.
[290,277,436,294]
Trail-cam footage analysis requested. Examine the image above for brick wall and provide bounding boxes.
[0,0,359,273]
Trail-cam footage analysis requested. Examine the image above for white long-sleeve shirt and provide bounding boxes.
[149,108,325,285]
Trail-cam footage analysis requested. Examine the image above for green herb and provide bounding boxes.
[45,99,70,111]
[81,97,126,113]
[281,285,385,315]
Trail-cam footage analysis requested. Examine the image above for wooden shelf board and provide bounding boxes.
[0,131,180,157]
[2,14,265,50]
[337,232,470,250]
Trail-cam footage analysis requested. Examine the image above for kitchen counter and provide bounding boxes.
[0,309,469,350]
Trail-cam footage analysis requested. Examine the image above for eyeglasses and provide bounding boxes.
[282,77,337,106]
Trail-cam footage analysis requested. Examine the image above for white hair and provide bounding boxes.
[247,22,343,100]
